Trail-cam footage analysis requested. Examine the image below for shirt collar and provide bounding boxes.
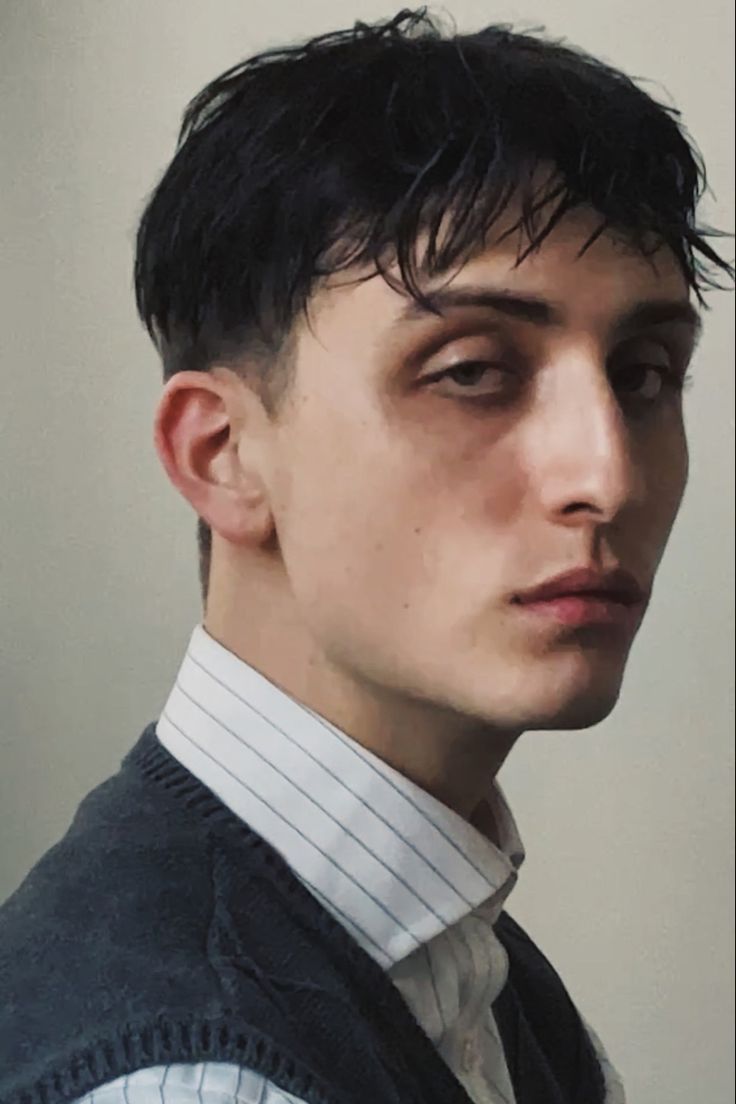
[156,623,525,969]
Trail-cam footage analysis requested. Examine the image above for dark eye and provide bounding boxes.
[424,361,510,397]
[613,362,691,402]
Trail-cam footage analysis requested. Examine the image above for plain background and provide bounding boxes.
[0,2,733,1101]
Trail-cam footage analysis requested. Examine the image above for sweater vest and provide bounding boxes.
[0,723,605,1104]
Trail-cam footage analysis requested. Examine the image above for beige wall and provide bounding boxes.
[1,2,733,1100]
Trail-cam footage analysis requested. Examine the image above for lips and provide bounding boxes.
[514,567,646,607]
[514,592,643,628]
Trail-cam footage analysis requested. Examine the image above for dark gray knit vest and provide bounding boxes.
[0,723,605,1104]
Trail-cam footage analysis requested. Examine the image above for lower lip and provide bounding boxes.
[514,594,641,627]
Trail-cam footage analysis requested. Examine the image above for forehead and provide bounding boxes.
[305,206,690,343]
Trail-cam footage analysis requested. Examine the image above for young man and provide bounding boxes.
[1,8,731,1104]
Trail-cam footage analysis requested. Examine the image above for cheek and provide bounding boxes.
[272,433,419,606]
[271,394,525,634]
[645,425,689,522]
[627,428,688,572]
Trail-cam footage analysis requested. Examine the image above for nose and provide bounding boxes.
[529,352,646,527]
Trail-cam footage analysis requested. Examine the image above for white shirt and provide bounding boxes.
[75,623,625,1104]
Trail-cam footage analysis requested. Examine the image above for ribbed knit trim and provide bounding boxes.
[8,1014,345,1104]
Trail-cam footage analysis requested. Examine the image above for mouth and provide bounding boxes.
[511,591,645,629]
[513,565,647,614]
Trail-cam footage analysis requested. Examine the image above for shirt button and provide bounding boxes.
[462,1036,476,1071]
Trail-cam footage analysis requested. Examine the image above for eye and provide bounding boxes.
[610,335,694,404]
[422,360,511,398]
[612,362,693,403]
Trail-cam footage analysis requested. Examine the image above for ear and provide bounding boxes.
[153,368,276,548]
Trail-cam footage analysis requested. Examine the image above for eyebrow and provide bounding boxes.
[394,285,702,339]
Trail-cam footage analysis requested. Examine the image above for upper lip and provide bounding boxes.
[514,566,647,606]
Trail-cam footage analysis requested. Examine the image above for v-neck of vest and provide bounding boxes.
[130,721,479,1104]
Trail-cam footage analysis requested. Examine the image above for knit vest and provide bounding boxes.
[0,723,605,1104]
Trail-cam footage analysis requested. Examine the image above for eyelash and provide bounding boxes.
[424,361,694,401]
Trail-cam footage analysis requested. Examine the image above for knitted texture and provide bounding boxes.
[0,724,604,1104]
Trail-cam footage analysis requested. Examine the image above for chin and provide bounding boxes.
[519,665,628,729]
[448,683,622,733]
[460,658,626,731]
[514,640,631,730]
[529,689,622,731]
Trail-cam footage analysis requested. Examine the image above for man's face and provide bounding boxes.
[261,208,694,732]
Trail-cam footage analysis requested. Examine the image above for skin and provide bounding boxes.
[153,205,697,829]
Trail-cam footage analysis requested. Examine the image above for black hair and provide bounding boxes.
[133,6,733,606]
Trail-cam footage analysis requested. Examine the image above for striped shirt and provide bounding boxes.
[74,622,625,1104]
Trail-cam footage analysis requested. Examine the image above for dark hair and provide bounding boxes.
[133,6,733,607]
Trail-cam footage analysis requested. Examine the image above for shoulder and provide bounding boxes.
[0,756,219,990]
[0,753,263,1094]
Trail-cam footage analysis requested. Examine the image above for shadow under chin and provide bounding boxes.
[530,682,624,731]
